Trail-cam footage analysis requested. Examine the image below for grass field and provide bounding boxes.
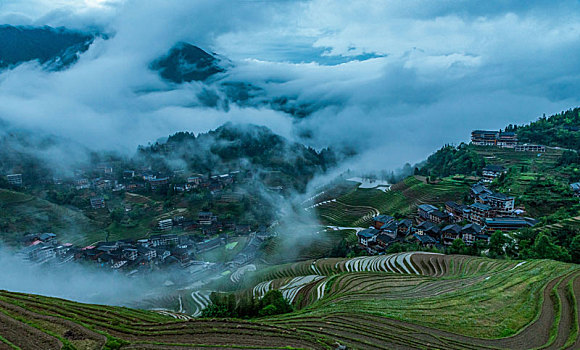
[316,176,471,227]
[1,253,578,349]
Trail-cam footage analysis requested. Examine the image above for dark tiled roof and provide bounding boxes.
[413,234,437,244]
[380,221,398,231]
[430,210,448,219]
[442,224,462,234]
[418,204,437,213]
[373,215,394,223]
[357,228,380,238]
[461,223,482,234]
[471,202,492,211]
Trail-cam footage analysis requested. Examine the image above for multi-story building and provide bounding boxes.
[417,204,438,221]
[471,130,518,148]
[471,130,500,146]
[469,202,493,225]
[477,191,515,216]
[461,224,482,246]
[6,174,22,186]
[372,215,394,229]
[482,165,507,183]
[150,234,179,247]
[497,132,518,148]
[157,219,173,231]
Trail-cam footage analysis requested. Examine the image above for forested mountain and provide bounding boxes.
[0,25,95,70]
[506,107,580,150]
[151,42,226,83]
[415,143,486,178]
[137,123,337,191]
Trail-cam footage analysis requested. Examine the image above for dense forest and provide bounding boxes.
[505,107,580,150]
[138,122,338,192]
[415,143,486,178]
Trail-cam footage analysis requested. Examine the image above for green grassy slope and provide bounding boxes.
[316,176,472,227]
[0,189,106,246]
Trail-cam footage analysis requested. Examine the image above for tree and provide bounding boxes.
[110,208,124,223]
[488,231,508,258]
[530,233,571,262]
[258,290,292,316]
[448,238,467,255]
[570,235,580,264]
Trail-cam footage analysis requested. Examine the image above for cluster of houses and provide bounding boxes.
[173,172,239,195]
[6,163,245,211]
[154,211,252,237]
[20,227,275,277]
[20,231,228,271]
[357,182,537,254]
[471,130,546,152]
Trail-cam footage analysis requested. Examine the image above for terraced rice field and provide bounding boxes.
[471,145,563,173]
[317,176,470,227]
[1,253,578,349]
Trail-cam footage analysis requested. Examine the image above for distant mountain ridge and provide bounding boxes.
[0,25,96,70]
[0,25,321,118]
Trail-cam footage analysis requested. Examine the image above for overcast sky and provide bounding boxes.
[1,0,579,169]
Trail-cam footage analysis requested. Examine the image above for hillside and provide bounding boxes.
[0,253,578,349]
[138,122,337,192]
[314,176,473,227]
[511,107,580,150]
[151,42,225,83]
[0,189,106,246]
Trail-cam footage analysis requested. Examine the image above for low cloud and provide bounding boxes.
[0,0,578,169]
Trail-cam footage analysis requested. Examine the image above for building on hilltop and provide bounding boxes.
[497,132,518,148]
[471,130,518,148]
[515,144,546,152]
[471,130,500,146]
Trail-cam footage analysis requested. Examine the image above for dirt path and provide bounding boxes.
[566,274,580,349]
[546,271,579,349]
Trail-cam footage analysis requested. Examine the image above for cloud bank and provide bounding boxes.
[0,0,579,170]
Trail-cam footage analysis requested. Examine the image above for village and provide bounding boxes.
[354,128,577,255]
[3,162,283,277]
[4,127,580,270]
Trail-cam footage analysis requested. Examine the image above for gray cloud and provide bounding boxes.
[0,0,578,170]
